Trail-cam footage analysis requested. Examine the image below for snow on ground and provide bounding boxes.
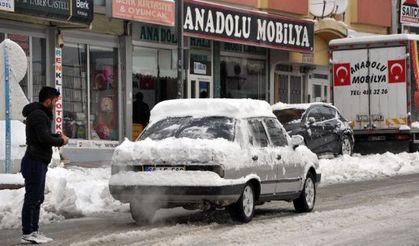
[1,151,419,230]
[319,152,419,186]
[71,195,419,246]
[0,167,127,230]
[0,173,24,185]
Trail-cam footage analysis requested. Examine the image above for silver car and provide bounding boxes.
[109,99,321,223]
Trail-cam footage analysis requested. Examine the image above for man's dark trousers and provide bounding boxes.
[21,155,48,235]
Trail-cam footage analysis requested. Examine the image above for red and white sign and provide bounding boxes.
[400,0,419,27]
[112,0,175,27]
[388,59,406,83]
[54,48,63,134]
[333,63,351,86]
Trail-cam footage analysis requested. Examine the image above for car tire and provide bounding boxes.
[227,183,255,223]
[293,173,316,213]
[340,135,353,156]
[130,201,157,225]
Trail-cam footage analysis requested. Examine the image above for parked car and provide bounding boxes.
[272,102,354,156]
[109,99,321,224]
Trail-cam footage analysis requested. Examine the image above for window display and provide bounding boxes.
[90,46,119,141]
[62,44,88,139]
[220,57,266,99]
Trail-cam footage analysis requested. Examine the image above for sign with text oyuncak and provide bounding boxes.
[401,0,419,27]
[183,0,314,53]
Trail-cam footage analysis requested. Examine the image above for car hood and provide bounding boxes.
[112,137,246,166]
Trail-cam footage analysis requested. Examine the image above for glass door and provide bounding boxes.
[188,75,212,98]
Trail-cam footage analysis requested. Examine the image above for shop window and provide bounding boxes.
[220,57,266,99]
[90,46,119,141]
[94,0,105,5]
[132,47,177,110]
[313,84,322,102]
[32,37,47,102]
[62,44,88,139]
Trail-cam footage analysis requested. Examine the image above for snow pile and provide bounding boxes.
[0,167,125,229]
[150,99,275,123]
[0,173,24,185]
[113,137,246,168]
[412,121,419,129]
[110,171,259,187]
[319,152,419,185]
[0,120,27,160]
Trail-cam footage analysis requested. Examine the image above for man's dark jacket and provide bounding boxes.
[22,102,64,164]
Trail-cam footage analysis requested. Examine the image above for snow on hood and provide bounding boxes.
[412,122,419,129]
[112,137,246,167]
[150,99,275,123]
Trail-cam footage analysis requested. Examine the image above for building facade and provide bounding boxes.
[0,0,393,164]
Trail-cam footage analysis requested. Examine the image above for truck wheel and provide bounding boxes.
[130,201,156,224]
[227,183,255,223]
[293,173,316,213]
[340,135,353,156]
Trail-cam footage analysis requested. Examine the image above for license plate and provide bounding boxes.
[368,136,386,141]
[144,166,185,172]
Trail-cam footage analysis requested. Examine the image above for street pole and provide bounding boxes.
[176,0,184,98]
[4,42,11,173]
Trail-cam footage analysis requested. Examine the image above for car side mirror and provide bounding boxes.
[307,117,316,125]
[290,135,304,149]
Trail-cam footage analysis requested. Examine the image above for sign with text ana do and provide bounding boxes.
[111,0,175,27]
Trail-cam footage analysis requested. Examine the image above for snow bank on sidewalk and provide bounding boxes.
[319,152,419,185]
[0,173,24,185]
[0,167,126,229]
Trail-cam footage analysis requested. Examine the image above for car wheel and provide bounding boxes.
[227,183,255,223]
[130,201,157,224]
[340,135,353,156]
[293,173,316,213]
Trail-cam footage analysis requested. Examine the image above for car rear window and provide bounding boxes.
[140,116,235,141]
[273,109,305,125]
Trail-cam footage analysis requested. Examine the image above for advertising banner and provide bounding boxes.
[400,0,419,27]
[183,0,314,53]
[112,0,175,26]
[54,48,63,134]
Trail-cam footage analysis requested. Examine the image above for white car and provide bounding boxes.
[109,99,321,223]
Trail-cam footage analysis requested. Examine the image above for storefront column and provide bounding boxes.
[213,41,221,98]
[46,27,56,88]
[120,35,133,141]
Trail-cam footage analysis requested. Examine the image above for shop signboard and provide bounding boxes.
[54,48,63,134]
[0,0,14,12]
[132,23,177,44]
[13,0,93,25]
[183,0,314,53]
[111,0,175,27]
[400,0,419,27]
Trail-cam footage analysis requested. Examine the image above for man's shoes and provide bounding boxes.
[21,231,53,244]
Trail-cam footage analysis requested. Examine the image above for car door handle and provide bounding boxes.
[252,156,258,161]
[276,155,282,160]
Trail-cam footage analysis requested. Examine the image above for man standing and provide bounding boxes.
[20,87,68,244]
[132,91,150,138]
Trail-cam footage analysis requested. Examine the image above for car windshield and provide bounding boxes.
[274,109,306,125]
[140,116,235,141]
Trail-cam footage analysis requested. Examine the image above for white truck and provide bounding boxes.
[330,34,419,153]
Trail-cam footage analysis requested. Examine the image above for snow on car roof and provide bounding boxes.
[150,99,275,123]
[271,102,332,111]
[329,34,419,46]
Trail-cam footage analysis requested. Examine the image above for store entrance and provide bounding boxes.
[188,75,212,98]
[274,72,305,104]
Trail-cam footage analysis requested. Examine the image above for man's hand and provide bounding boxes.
[60,133,69,145]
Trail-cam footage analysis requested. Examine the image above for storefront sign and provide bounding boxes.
[14,0,93,25]
[0,0,14,12]
[183,0,314,53]
[111,0,175,26]
[400,0,419,27]
[54,48,63,134]
[132,23,177,44]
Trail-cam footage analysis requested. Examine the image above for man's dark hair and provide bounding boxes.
[39,86,60,103]
[135,92,144,101]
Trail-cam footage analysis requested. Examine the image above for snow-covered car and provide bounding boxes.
[109,99,321,223]
[272,102,354,156]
